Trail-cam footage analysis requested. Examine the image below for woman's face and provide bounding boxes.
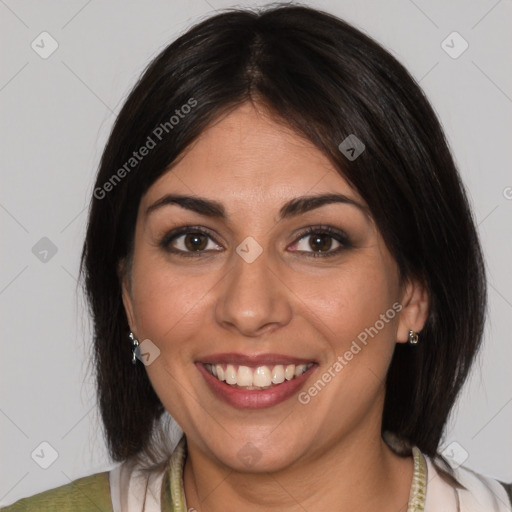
[122,102,427,471]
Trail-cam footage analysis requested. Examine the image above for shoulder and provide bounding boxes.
[0,471,112,512]
[424,453,512,511]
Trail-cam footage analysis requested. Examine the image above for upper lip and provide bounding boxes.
[196,353,316,366]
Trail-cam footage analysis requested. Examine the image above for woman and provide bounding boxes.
[3,4,510,511]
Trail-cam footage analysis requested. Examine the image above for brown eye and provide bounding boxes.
[294,232,342,254]
[159,227,223,256]
[289,226,352,258]
[184,233,208,251]
[308,234,334,252]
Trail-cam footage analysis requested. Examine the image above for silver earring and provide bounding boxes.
[408,330,419,344]
[129,332,140,364]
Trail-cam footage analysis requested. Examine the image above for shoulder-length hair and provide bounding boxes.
[80,4,486,474]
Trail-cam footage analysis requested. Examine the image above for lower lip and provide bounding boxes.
[196,363,317,409]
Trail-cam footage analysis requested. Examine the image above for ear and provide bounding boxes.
[396,277,429,343]
[118,258,137,334]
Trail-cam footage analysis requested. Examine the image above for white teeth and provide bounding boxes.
[216,364,225,381]
[285,364,295,380]
[271,365,285,384]
[225,364,237,385]
[253,366,272,387]
[206,362,313,388]
[295,364,307,377]
[237,366,253,387]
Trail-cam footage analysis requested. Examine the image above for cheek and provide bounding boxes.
[301,261,398,350]
[129,255,219,349]
[305,265,399,409]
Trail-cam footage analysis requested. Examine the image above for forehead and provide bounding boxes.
[141,102,363,211]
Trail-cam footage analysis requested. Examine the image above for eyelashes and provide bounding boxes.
[159,226,221,257]
[158,224,354,259]
[288,225,353,257]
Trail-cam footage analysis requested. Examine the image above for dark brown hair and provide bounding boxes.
[80,4,486,475]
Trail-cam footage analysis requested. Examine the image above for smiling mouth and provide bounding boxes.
[203,363,315,390]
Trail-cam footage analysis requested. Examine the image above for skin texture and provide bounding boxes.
[121,101,429,512]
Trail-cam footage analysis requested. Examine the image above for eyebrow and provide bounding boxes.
[145,193,369,221]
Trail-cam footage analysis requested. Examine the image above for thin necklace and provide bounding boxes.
[168,439,428,512]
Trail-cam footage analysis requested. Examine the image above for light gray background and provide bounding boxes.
[1,0,511,506]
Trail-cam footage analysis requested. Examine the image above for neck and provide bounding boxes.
[183,426,414,512]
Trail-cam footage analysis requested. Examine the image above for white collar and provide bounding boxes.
[424,454,511,511]
[110,457,166,512]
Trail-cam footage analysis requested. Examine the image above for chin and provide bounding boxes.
[203,432,310,474]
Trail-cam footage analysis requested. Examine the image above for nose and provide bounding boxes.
[214,245,293,337]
